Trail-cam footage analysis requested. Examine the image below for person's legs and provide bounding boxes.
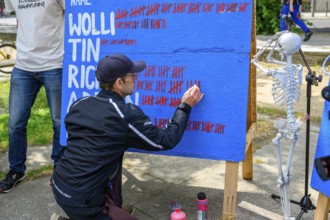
[289,5,313,41]
[290,5,309,33]
[37,68,65,165]
[109,154,124,207]
[64,211,111,220]
[8,68,42,173]
[280,4,290,31]
[104,194,138,220]
[55,204,111,220]
[104,155,137,220]
[0,68,41,192]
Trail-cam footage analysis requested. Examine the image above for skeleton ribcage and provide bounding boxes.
[272,65,300,106]
[272,65,301,131]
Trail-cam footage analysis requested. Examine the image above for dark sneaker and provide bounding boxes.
[0,170,26,193]
[303,30,313,42]
[50,213,70,220]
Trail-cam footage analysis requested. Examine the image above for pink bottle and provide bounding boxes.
[197,192,208,220]
[170,208,186,220]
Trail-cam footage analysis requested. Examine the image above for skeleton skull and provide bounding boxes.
[278,32,302,56]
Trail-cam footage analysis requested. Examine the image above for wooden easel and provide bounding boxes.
[220,1,257,219]
[314,192,330,219]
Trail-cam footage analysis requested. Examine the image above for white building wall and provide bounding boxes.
[315,0,330,12]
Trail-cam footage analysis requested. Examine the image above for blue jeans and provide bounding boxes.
[280,4,309,33]
[8,67,65,173]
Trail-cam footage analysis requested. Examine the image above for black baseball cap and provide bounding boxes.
[96,54,146,83]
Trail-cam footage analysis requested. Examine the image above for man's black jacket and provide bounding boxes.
[53,90,191,214]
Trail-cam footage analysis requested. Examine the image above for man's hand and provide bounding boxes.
[289,5,294,12]
[181,85,204,107]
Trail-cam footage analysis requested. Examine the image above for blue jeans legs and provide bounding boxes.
[280,4,309,33]
[8,67,65,173]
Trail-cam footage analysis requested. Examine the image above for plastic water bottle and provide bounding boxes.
[197,192,208,220]
[170,208,186,220]
[170,200,182,217]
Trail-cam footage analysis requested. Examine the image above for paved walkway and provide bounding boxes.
[0,121,322,219]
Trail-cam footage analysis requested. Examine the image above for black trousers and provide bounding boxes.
[62,208,111,220]
[53,154,124,220]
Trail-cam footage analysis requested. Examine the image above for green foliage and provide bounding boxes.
[256,0,313,35]
[0,79,53,153]
[256,0,282,35]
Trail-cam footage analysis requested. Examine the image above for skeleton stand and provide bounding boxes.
[269,15,323,219]
[271,48,322,220]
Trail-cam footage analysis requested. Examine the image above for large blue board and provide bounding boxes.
[311,79,330,197]
[60,0,253,162]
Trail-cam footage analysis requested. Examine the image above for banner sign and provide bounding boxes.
[60,0,253,161]
[311,79,330,197]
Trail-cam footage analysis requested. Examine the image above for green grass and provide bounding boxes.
[255,158,263,164]
[24,164,53,181]
[256,105,322,125]
[0,80,10,113]
[0,79,53,154]
[0,164,53,181]
[253,144,262,153]
[256,105,287,118]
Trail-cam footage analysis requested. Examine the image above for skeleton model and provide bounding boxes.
[252,31,303,220]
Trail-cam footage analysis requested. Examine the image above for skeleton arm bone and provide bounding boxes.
[266,41,287,65]
[252,60,276,76]
[252,49,285,76]
[252,31,288,73]
[266,56,287,65]
[252,32,286,64]
[252,58,286,80]
[252,40,274,64]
